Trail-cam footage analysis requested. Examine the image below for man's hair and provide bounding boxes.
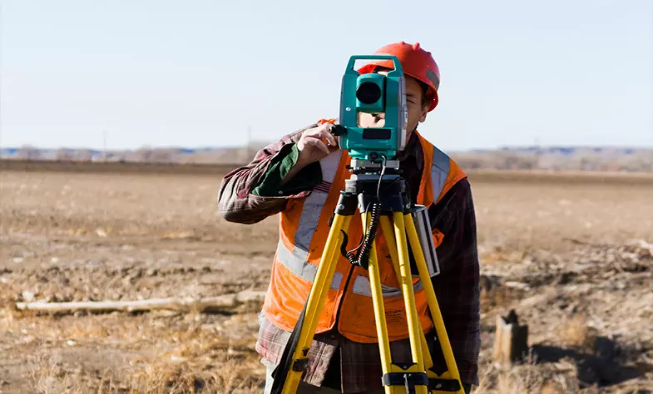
[416,80,431,109]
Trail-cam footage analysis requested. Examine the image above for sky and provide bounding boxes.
[0,0,652,151]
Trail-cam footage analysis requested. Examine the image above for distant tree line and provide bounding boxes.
[6,144,653,173]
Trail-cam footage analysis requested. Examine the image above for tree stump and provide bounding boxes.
[493,309,529,364]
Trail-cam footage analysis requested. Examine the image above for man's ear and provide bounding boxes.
[419,105,428,123]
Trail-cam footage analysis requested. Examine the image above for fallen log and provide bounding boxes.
[14,290,267,314]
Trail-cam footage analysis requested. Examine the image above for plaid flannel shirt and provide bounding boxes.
[218,125,481,393]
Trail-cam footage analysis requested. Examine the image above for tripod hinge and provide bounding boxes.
[292,358,309,372]
[382,372,429,393]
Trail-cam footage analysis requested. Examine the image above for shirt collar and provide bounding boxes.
[397,131,422,164]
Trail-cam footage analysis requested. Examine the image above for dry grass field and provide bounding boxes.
[1,165,652,393]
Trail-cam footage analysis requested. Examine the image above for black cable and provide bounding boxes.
[356,201,381,269]
[352,157,387,269]
[344,202,371,264]
[377,155,387,201]
[343,158,391,269]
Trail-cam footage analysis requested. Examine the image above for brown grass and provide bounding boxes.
[18,311,265,393]
[28,352,262,393]
[557,314,598,351]
[475,355,580,394]
[1,168,652,392]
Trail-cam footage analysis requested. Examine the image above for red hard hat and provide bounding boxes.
[357,41,440,111]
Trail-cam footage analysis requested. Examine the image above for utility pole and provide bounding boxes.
[102,130,107,162]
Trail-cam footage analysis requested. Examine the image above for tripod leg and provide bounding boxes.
[279,213,352,394]
[365,227,394,394]
[392,212,426,371]
[379,216,434,371]
[404,215,464,394]
[377,212,429,394]
[361,213,425,394]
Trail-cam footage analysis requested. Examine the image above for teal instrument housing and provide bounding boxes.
[337,55,408,162]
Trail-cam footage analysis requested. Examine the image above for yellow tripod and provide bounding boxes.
[271,161,464,394]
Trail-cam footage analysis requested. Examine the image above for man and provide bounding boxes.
[218,41,480,394]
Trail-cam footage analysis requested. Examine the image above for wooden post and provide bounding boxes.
[493,309,529,364]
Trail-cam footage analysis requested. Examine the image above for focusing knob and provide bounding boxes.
[330,125,347,136]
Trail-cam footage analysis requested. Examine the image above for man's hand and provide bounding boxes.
[281,123,338,186]
[296,123,339,167]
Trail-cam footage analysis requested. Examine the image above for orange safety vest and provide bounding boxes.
[262,130,467,343]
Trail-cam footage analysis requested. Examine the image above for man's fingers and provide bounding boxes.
[317,123,338,147]
[304,126,337,147]
[303,124,329,138]
[306,138,330,155]
[316,140,331,155]
[322,128,337,147]
[299,123,339,156]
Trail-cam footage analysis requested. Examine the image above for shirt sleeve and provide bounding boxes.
[218,124,322,224]
[428,178,481,386]
[252,143,322,197]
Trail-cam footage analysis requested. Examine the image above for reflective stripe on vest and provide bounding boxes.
[276,151,344,291]
[431,146,450,201]
[294,151,343,251]
[351,275,424,298]
[276,239,343,290]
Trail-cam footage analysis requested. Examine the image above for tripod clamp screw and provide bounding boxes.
[292,358,309,372]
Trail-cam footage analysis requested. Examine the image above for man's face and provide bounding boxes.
[357,71,429,143]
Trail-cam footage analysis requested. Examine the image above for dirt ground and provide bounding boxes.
[1,168,652,393]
